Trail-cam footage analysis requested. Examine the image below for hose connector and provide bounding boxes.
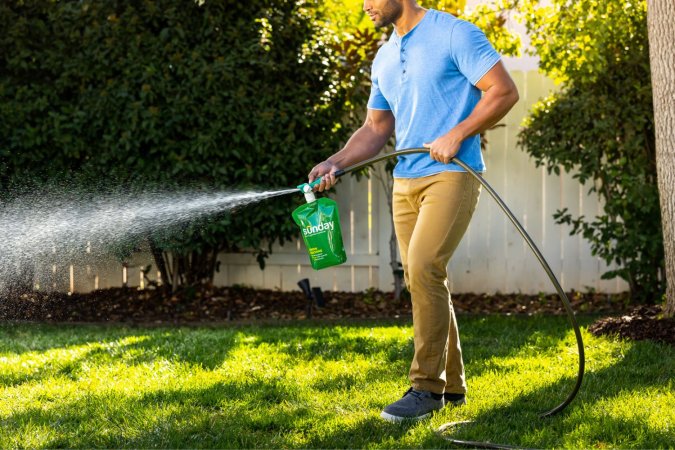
[297,182,316,203]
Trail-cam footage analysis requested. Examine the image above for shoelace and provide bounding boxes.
[403,387,423,399]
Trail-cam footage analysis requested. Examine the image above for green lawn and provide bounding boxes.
[0,316,672,448]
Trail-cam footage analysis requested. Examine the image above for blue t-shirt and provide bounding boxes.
[367,9,501,177]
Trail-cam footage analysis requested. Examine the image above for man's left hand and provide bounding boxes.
[423,131,463,164]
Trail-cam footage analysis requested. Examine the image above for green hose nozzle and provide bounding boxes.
[296,178,320,193]
[296,170,346,202]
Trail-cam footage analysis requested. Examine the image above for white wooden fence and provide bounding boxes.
[38,70,628,294]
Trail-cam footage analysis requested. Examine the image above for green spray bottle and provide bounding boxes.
[292,182,347,270]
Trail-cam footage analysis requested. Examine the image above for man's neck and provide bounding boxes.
[393,4,428,37]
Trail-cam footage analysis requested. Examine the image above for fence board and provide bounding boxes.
[484,114,509,293]
[376,166,396,292]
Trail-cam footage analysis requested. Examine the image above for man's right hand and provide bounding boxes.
[308,160,340,192]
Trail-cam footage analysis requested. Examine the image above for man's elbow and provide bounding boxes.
[507,84,520,108]
[491,81,519,112]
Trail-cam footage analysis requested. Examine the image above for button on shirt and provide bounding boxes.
[367,9,501,177]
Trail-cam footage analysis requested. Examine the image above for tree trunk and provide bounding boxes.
[647,0,675,316]
[149,238,221,294]
[149,238,170,292]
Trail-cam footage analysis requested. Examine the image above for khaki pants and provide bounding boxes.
[393,171,481,394]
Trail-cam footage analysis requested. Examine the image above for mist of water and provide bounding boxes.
[0,186,299,292]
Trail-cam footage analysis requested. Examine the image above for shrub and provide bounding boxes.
[517,0,663,301]
[0,0,356,289]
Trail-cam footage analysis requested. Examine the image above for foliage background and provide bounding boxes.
[516,0,662,301]
[0,0,524,290]
[0,0,359,287]
[1,0,661,300]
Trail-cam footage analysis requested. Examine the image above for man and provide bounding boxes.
[309,0,519,422]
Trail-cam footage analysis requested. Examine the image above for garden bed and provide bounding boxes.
[1,286,670,344]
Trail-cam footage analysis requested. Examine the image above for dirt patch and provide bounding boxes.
[1,286,630,323]
[588,305,674,345]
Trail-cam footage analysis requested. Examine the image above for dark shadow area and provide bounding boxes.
[237,324,413,363]
[0,323,140,353]
[458,314,593,379]
[3,381,307,448]
[303,416,427,449]
[3,375,428,449]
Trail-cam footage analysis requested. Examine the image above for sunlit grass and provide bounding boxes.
[0,316,672,448]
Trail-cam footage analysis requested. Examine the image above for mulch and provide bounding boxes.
[587,304,674,346]
[0,286,672,345]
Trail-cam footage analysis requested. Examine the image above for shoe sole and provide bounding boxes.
[380,410,434,423]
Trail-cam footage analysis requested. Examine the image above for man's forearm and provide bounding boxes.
[327,119,393,169]
[307,109,394,188]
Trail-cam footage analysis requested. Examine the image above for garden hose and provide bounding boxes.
[308,148,585,448]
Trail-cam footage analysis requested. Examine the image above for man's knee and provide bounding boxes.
[407,257,447,287]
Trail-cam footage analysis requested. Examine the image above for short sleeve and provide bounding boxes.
[367,72,392,110]
[451,20,502,86]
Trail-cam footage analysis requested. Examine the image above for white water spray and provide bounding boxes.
[0,187,298,292]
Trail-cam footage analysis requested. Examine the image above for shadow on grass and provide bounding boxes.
[3,379,304,447]
[2,319,672,448]
[1,321,414,390]
[0,316,590,398]
[2,375,430,449]
[0,325,243,389]
[439,340,674,449]
[460,314,596,379]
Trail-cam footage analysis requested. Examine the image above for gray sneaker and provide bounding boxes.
[443,392,467,406]
[380,388,444,423]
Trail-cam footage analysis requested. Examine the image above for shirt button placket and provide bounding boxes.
[401,42,407,79]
